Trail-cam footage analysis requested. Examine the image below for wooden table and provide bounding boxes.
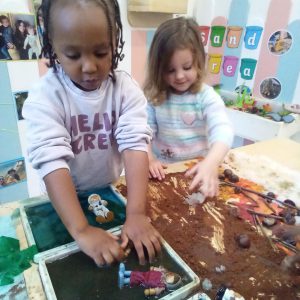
[0,137,299,299]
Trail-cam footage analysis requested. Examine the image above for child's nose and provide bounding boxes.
[81,57,97,73]
[175,70,184,80]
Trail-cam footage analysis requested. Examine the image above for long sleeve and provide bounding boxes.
[22,74,73,179]
[23,68,152,191]
[114,73,152,152]
[199,86,234,148]
[146,103,158,138]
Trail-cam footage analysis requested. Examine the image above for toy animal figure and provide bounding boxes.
[118,263,182,296]
[88,193,114,223]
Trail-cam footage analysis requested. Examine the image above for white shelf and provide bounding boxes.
[226,108,300,141]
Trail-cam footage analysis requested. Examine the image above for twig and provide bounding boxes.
[220,180,299,211]
[240,190,258,205]
[272,237,299,253]
[252,213,259,230]
[254,214,278,252]
[246,209,283,220]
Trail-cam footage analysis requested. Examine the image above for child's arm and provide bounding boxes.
[148,144,167,180]
[44,168,124,266]
[23,36,28,49]
[186,87,233,197]
[121,149,161,265]
[146,104,167,180]
[186,141,230,197]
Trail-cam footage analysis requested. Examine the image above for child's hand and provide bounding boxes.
[121,214,161,265]
[185,160,219,198]
[75,225,124,266]
[7,42,14,49]
[149,158,167,180]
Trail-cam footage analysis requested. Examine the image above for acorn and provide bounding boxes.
[228,174,239,183]
[218,174,226,180]
[284,199,296,207]
[235,234,251,248]
[279,208,296,225]
[223,169,233,178]
[267,191,276,198]
[266,191,275,203]
[234,186,242,194]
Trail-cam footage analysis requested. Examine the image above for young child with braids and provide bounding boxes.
[144,17,234,198]
[23,0,161,267]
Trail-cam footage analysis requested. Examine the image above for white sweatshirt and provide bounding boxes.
[22,67,151,191]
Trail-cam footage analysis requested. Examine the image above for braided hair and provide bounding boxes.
[37,0,125,82]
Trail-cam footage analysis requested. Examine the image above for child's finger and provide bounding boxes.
[189,174,202,191]
[108,232,120,241]
[185,164,198,177]
[150,167,163,180]
[102,251,115,265]
[120,233,129,249]
[94,254,105,268]
[150,233,162,256]
[145,241,156,263]
[111,245,125,262]
[133,240,146,265]
[158,167,166,179]
[149,167,159,179]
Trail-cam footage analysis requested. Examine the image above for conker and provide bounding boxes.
[235,234,251,248]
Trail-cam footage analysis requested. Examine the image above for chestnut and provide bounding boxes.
[223,169,233,178]
[284,199,296,207]
[235,234,251,248]
[229,174,239,183]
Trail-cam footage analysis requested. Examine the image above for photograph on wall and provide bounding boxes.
[0,12,41,60]
[260,77,281,99]
[0,158,26,189]
[268,30,292,55]
[13,91,28,120]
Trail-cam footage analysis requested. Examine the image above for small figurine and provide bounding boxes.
[88,194,114,223]
[118,263,182,296]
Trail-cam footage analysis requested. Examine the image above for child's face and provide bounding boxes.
[19,22,25,32]
[2,18,10,27]
[28,27,34,35]
[163,48,197,94]
[51,2,112,91]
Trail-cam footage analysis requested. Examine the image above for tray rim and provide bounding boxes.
[38,232,200,300]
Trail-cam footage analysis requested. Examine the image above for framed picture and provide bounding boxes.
[13,91,28,120]
[0,12,41,60]
[0,158,26,189]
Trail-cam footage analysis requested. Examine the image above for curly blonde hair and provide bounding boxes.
[144,17,206,105]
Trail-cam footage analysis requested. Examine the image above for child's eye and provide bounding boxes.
[66,53,80,60]
[95,52,109,58]
[167,69,175,73]
[184,66,192,70]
